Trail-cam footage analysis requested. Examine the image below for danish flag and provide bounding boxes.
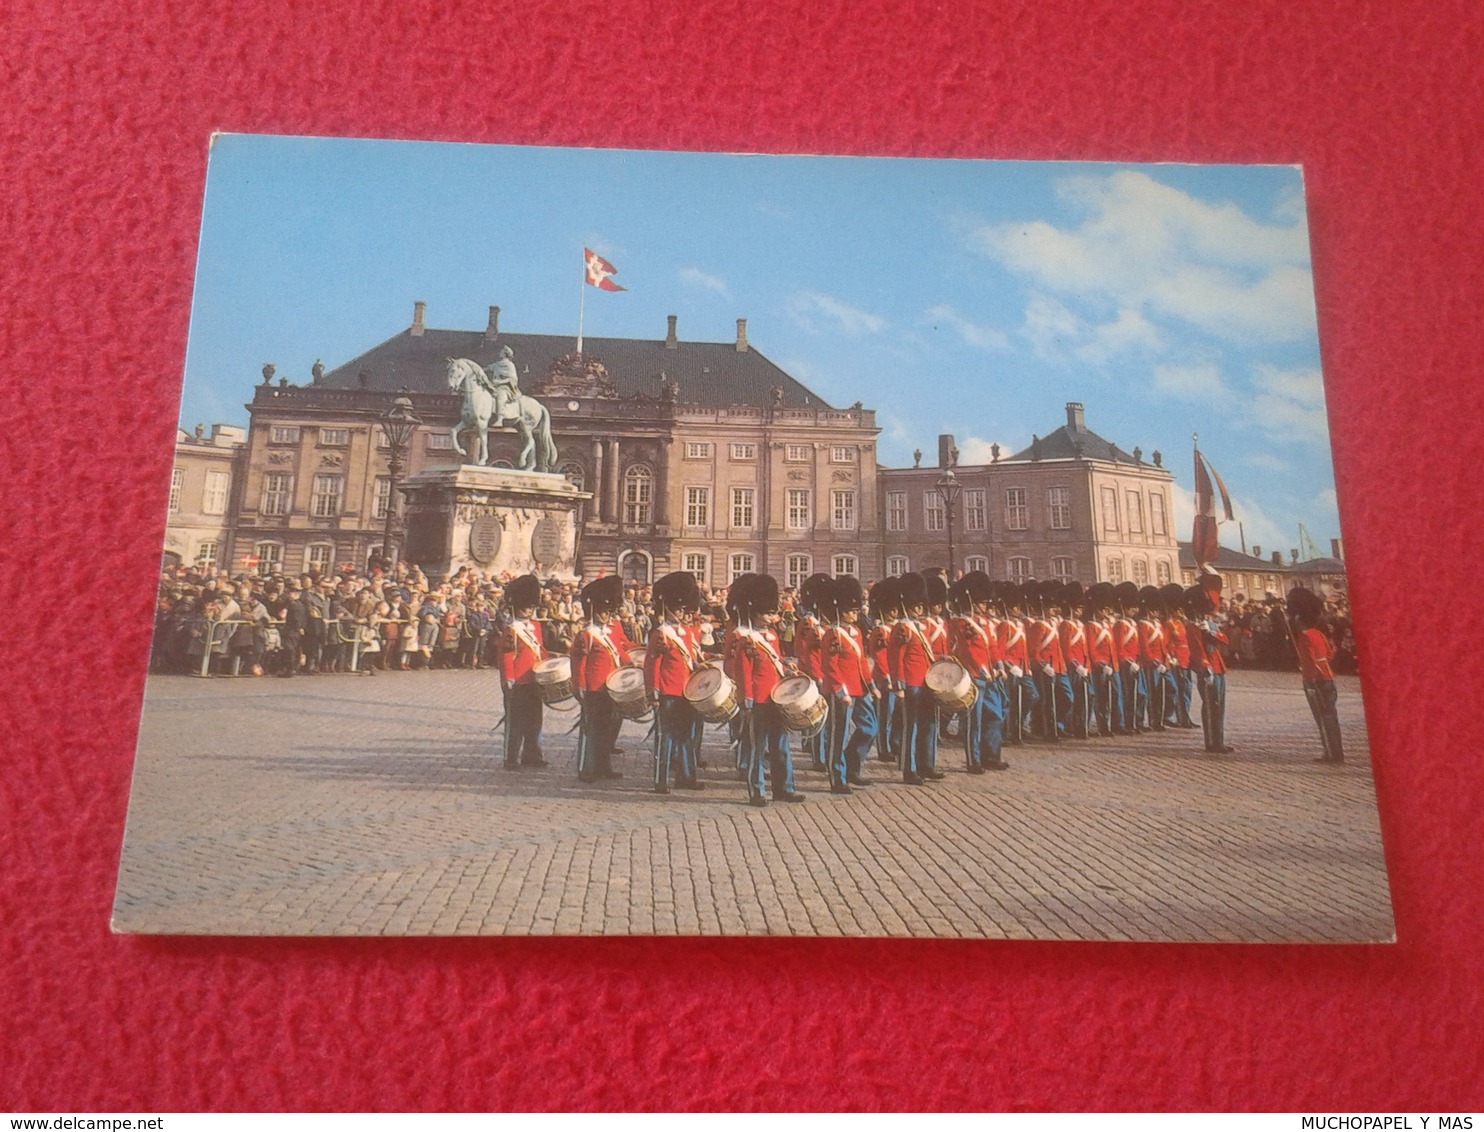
[1191,445,1235,567]
[584,248,626,291]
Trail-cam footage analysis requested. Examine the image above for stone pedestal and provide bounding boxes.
[399,465,591,582]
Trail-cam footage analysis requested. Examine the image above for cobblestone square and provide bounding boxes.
[113,669,1393,941]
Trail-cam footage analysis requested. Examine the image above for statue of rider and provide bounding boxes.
[480,345,520,424]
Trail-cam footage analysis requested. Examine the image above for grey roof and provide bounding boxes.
[1177,542,1291,570]
[1006,421,1135,463]
[1289,556,1346,574]
[320,323,832,410]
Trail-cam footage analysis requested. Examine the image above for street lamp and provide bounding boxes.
[378,394,421,569]
[935,467,962,579]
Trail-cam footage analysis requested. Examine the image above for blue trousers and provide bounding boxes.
[576,691,618,779]
[828,691,878,786]
[654,694,697,789]
[901,686,937,776]
[1144,664,1168,730]
[1067,668,1092,738]
[966,676,1006,768]
[1093,663,1123,735]
[1198,671,1228,751]
[743,702,795,799]
[1304,678,1344,760]
[1169,667,1194,726]
[1005,672,1039,743]
[1034,669,1072,739]
[1119,662,1147,733]
[875,682,898,762]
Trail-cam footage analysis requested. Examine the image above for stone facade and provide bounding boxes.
[164,424,247,572]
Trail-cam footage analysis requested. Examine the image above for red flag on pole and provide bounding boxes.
[1192,443,1235,567]
[584,248,626,291]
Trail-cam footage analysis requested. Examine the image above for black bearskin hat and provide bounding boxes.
[799,572,835,617]
[962,570,994,605]
[1159,583,1185,616]
[507,574,542,612]
[898,571,928,613]
[831,574,866,616]
[745,573,781,616]
[1138,585,1161,614]
[1114,581,1140,613]
[1286,585,1324,628]
[1184,585,1215,617]
[725,574,755,617]
[924,570,949,609]
[869,577,899,619]
[653,570,702,615]
[580,575,624,619]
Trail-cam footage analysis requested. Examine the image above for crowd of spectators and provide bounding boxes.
[150,561,1356,678]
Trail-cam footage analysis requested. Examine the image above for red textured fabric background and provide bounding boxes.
[4,0,1482,1112]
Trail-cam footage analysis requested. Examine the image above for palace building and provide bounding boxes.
[164,423,247,573]
[227,303,883,587]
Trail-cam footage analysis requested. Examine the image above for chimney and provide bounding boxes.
[411,300,426,337]
[736,318,749,352]
[1066,401,1085,431]
[1271,551,1283,565]
[1251,545,1261,560]
[1331,537,1344,561]
[938,434,955,469]
[484,305,500,339]
[665,314,678,349]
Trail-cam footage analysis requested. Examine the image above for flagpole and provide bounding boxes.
[577,249,587,356]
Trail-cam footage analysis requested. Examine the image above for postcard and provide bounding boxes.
[114,135,1391,940]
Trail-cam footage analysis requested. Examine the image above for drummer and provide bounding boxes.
[868,578,901,766]
[498,574,548,770]
[954,571,1009,772]
[733,573,806,807]
[570,575,628,783]
[795,574,833,771]
[644,571,704,794]
[821,575,877,794]
[889,572,944,785]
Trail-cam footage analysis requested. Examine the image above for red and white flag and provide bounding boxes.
[1191,445,1235,567]
[584,248,626,291]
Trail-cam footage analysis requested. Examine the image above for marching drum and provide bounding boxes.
[532,656,575,706]
[625,646,648,670]
[925,658,976,710]
[604,665,651,721]
[772,675,828,737]
[684,665,740,724]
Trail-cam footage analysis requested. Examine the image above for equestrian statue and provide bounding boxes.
[446,347,558,472]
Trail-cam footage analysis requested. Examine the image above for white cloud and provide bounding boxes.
[1249,364,1330,445]
[1019,293,1160,365]
[977,170,1316,344]
[786,290,886,336]
[678,266,730,299]
[1171,484,1287,561]
[957,436,1014,465]
[921,304,1009,350]
[1080,307,1162,363]
[1152,361,1230,403]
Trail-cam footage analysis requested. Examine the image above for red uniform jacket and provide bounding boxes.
[570,621,627,693]
[1294,627,1336,682]
[1058,617,1090,671]
[1188,620,1229,675]
[735,627,787,704]
[1088,619,1119,668]
[1162,617,1191,667]
[1113,617,1141,665]
[822,624,872,697]
[998,617,1031,673]
[794,616,825,681]
[953,616,998,679]
[1137,618,1167,666]
[868,622,894,687]
[1030,618,1066,673]
[499,618,546,685]
[644,620,696,697]
[926,616,949,658]
[890,618,937,688]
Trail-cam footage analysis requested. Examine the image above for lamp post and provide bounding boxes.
[935,467,962,579]
[378,394,421,569]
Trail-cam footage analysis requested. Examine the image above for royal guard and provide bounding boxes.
[498,574,547,770]
[1287,586,1344,764]
[1028,581,1069,742]
[954,571,1008,772]
[722,577,754,775]
[868,578,902,765]
[821,575,877,794]
[644,571,704,794]
[1085,583,1123,737]
[1160,583,1196,728]
[889,572,944,784]
[1057,581,1093,739]
[998,583,1039,745]
[1136,585,1169,732]
[795,573,833,771]
[570,575,628,783]
[1185,584,1234,754]
[732,574,804,806]
[1112,581,1146,735]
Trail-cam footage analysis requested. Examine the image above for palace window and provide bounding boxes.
[1051,556,1076,582]
[830,445,855,463]
[831,489,856,531]
[730,553,755,581]
[260,473,293,516]
[886,491,907,532]
[559,462,585,491]
[1100,486,1119,533]
[311,474,344,518]
[685,486,710,529]
[427,433,453,450]
[966,555,988,575]
[373,477,392,521]
[319,428,349,447]
[1131,558,1149,584]
[202,470,230,515]
[1155,560,1172,585]
[833,554,859,577]
[1127,490,1144,534]
[269,426,300,444]
[194,541,218,571]
[730,443,756,461]
[786,554,812,590]
[1007,556,1033,583]
[786,489,811,530]
[924,491,944,533]
[1005,487,1028,531]
[786,444,811,462]
[1106,556,1125,583]
[685,442,712,459]
[964,489,986,532]
[886,554,909,575]
[623,465,653,525]
[731,486,755,529]
[305,543,335,574]
[253,541,284,573]
[1149,492,1167,537]
[1048,486,1072,530]
[169,468,184,513]
[682,552,708,583]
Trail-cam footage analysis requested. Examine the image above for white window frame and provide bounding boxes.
[1131,558,1149,585]
[786,444,811,462]
[373,477,393,521]
[830,445,855,464]
[833,554,858,577]
[731,486,755,530]
[194,540,219,571]
[269,425,300,444]
[559,462,585,491]
[682,551,708,583]
[260,472,293,516]
[305,543,336,574]
[786,554,812,590]
[1048,486,1072,530]
[1101,486,1120,534]
[1005,487,1028,531]
[685,442,712,460]
[623,465,653,525]
[1155,560,1172,585]
[1051,556,1075,582]
[311,474,344,518]
[202,469,230,515]
[318,428,350,447]
[684,485,710,529]
[1106,556,1125,583]
[427,433,454,450]
[965,555,988,575]
[169,468,184,513]
[729,443,756,461]
[1127,490,1144,534]
[1149,492,1168,537]
[886,491,907,532]
[923,490,944,533]
[886,554,909,575]
[1008,556,1033,583]
[831,489,857,531]
[253,541,284,573]
[964,489,986,532]
[729,553,755,581]
[786,489,811,530]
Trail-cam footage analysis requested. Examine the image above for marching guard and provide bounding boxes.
[999,585,1038,745]
[1136,585,1169,733]
[1185,584,1234,754]
[498,574,548,770]
[732,573,805,806]
[570,575,628,783]
[644,571,704,794]
[868,578,901,765]
[820,575,877,794]
[1287,586,1344,764]
[1112,582,1146,736]
[795,574,833,771]
[1029,581,1069,742]
[1159,583,1197,728]
[954,571,1009,772]
[889,572,944,784]
[1058,581,1093,739]
[1086,583,1124,737]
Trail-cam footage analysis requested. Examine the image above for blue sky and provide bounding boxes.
[182,134,1340,556]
